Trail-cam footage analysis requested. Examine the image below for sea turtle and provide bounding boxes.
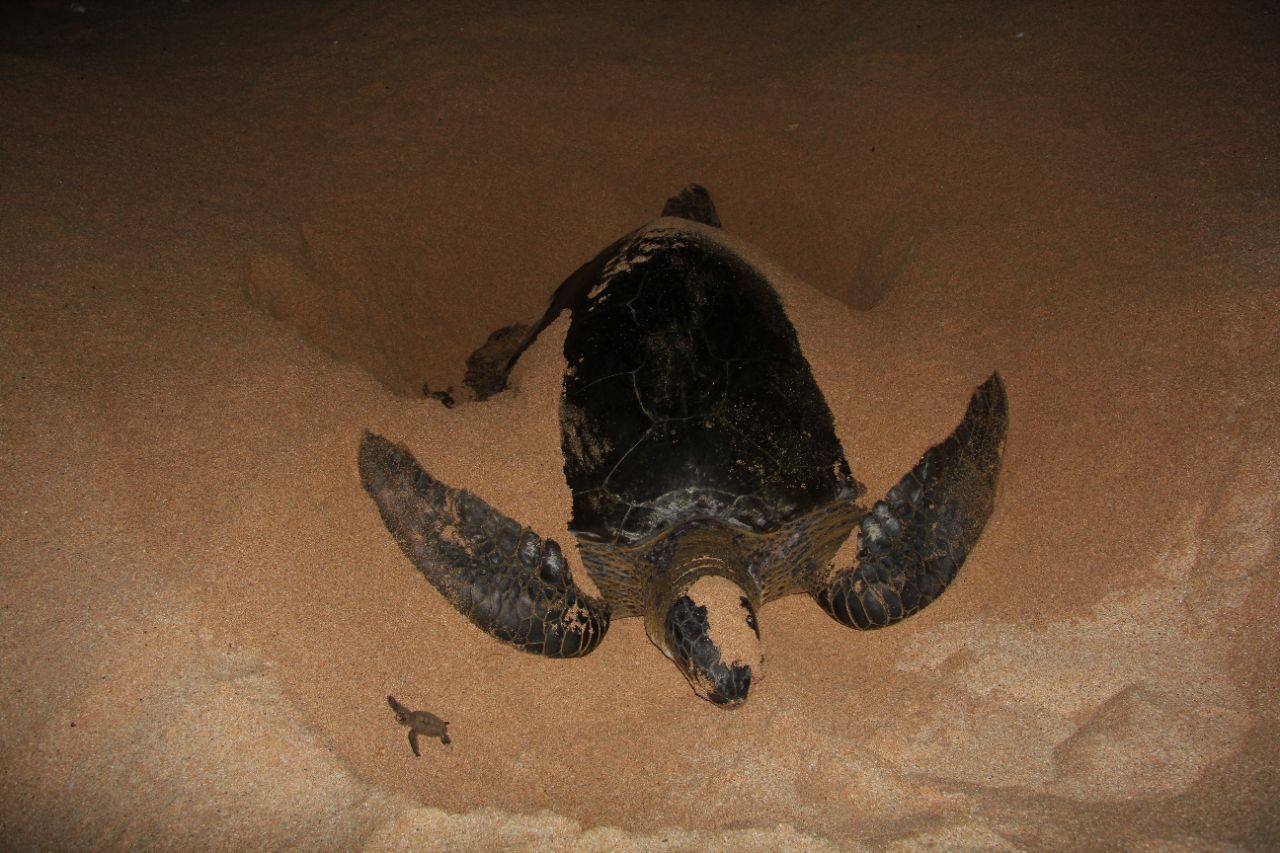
[359,185,1007,708]
[387,695,451,755]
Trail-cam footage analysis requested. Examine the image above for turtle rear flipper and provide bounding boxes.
[462,184,721,401]
[359,432,610,657]
[462,322,530,401]
[813,373,1008,629]
[460,230,631,400]
[660,183,721,227]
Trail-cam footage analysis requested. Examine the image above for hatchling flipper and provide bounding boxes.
[359,432,610,657]
[813,373,1008,629]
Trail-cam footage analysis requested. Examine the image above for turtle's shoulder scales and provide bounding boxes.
[575,496,862,615]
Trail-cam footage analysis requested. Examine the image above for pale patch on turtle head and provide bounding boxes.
[662,575,763,709]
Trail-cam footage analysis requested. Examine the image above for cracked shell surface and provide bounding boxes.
[561,225,859,549]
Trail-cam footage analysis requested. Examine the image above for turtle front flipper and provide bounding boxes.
[813,373,1008,630]
[359,432,610,657]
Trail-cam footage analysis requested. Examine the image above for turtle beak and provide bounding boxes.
[701,663,754,709]
[663,584,763,709]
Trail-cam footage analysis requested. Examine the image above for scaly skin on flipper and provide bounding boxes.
[387,695,450,756]
[359,432,610,657]
[812,373,1008,629]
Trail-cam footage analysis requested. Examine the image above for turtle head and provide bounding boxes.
[660,575,763,709]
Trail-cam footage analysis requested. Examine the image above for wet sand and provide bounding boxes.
[1,1,1277,849]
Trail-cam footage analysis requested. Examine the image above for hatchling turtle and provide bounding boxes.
[359,185,1007,708]
[387,695,450,756]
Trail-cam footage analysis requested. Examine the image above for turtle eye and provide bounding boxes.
[539,540,567,585]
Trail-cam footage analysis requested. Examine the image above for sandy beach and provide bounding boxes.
[1,1,1277,849]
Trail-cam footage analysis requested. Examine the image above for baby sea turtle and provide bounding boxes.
[387,695,450,755]
[359,185,1007,708]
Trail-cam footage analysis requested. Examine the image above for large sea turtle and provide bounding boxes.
[359,185,1007,708]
